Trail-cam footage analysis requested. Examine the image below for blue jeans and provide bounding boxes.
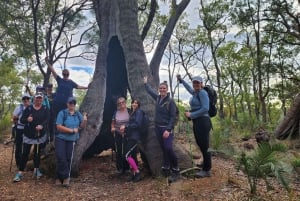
[155,126,178,169]
[55,137,75,180]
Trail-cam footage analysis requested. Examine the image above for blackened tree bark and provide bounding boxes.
[72,0,192,176]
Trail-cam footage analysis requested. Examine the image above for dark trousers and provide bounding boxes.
[51,101,67,141]
[55,137,75,180]
[15,128,24,167]
[48,107,55,142]
[155,126,178,169]
[19,143,41,171]
[125,139,138,165]
[192,116,212,171]
[114,132,129,172]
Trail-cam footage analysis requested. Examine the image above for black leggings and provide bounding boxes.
[192,116,212,171]
[19,143,41,171]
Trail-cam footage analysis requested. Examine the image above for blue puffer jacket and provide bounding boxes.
[126,109,143,141]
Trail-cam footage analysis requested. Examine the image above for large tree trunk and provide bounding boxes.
[72,0,192,177]
[274,93,300,140]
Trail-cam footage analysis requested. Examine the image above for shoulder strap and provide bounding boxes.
[75,111,81,123]
[62,110,67,126]
[17,104,24,116]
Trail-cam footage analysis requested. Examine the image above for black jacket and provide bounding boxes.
[144,83,176,131]
[20,105,49,139]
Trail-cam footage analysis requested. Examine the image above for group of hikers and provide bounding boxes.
[11,57,88,187]
[10,57,213,186]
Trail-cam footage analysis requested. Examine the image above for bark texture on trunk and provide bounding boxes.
[71,0,192,177]
[275,93,300,140]
[71,0,113,176]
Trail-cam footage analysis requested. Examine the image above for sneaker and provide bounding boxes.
[195,170,211,178]
[168,168,180,183]
[13,172,23,182]
[33,168,43,178]
[132,172,141,182]
[161,166,170,177]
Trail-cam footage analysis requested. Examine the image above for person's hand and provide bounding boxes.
[120,125,126,133]
[184,111,191,118]
[143,76,148,84]
[27,114,33,122]
[36,125,43,130]
[111,127,116,133]
[163,130,170,139]
[73,128,79,133]
[83,112,88,121]
[176,74,182,83]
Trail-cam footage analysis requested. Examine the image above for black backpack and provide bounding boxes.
[203,85,217,117]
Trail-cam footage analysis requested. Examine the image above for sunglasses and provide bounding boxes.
[63,73,69,77]
[22,97,30,101]
[68,101,76,105]
[118,101,125,105]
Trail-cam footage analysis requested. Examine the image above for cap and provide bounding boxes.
[36,85,45,91]
[22,93,30,99]
[192,76,203,83]
[34,92,43,98]
[67,97,76,104]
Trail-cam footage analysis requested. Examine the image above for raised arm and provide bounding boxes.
[143,76,159,100]
[45,56,58,79]
[76,85,88,90]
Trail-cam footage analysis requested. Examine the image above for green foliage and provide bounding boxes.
[210,118,231,150]
[291,158,300,168]
[236,142,290,195]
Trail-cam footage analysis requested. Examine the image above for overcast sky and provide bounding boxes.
[49,1,203,103]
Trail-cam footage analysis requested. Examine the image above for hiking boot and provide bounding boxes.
[161,166,170,177]
[33,168,43,178]
[168,168,180,183]
[127,175,134,182]
[132,172,141,182]
[195,170,211,178]
[13,172,23,182]
[62,177,70,187]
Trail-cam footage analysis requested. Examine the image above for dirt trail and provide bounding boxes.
[0,141,298,201]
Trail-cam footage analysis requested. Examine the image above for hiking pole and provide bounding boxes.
[121,134,124,172]
[186,118,194,168]
[177,79,180,132]
[112,131,117,162]
[35,130,40,184]
[9,123,17,172]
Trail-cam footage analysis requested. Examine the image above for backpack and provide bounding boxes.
[17,104,24,117]
[61,110,81,126]
[55,110,80,134]
[202,85,217,117]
